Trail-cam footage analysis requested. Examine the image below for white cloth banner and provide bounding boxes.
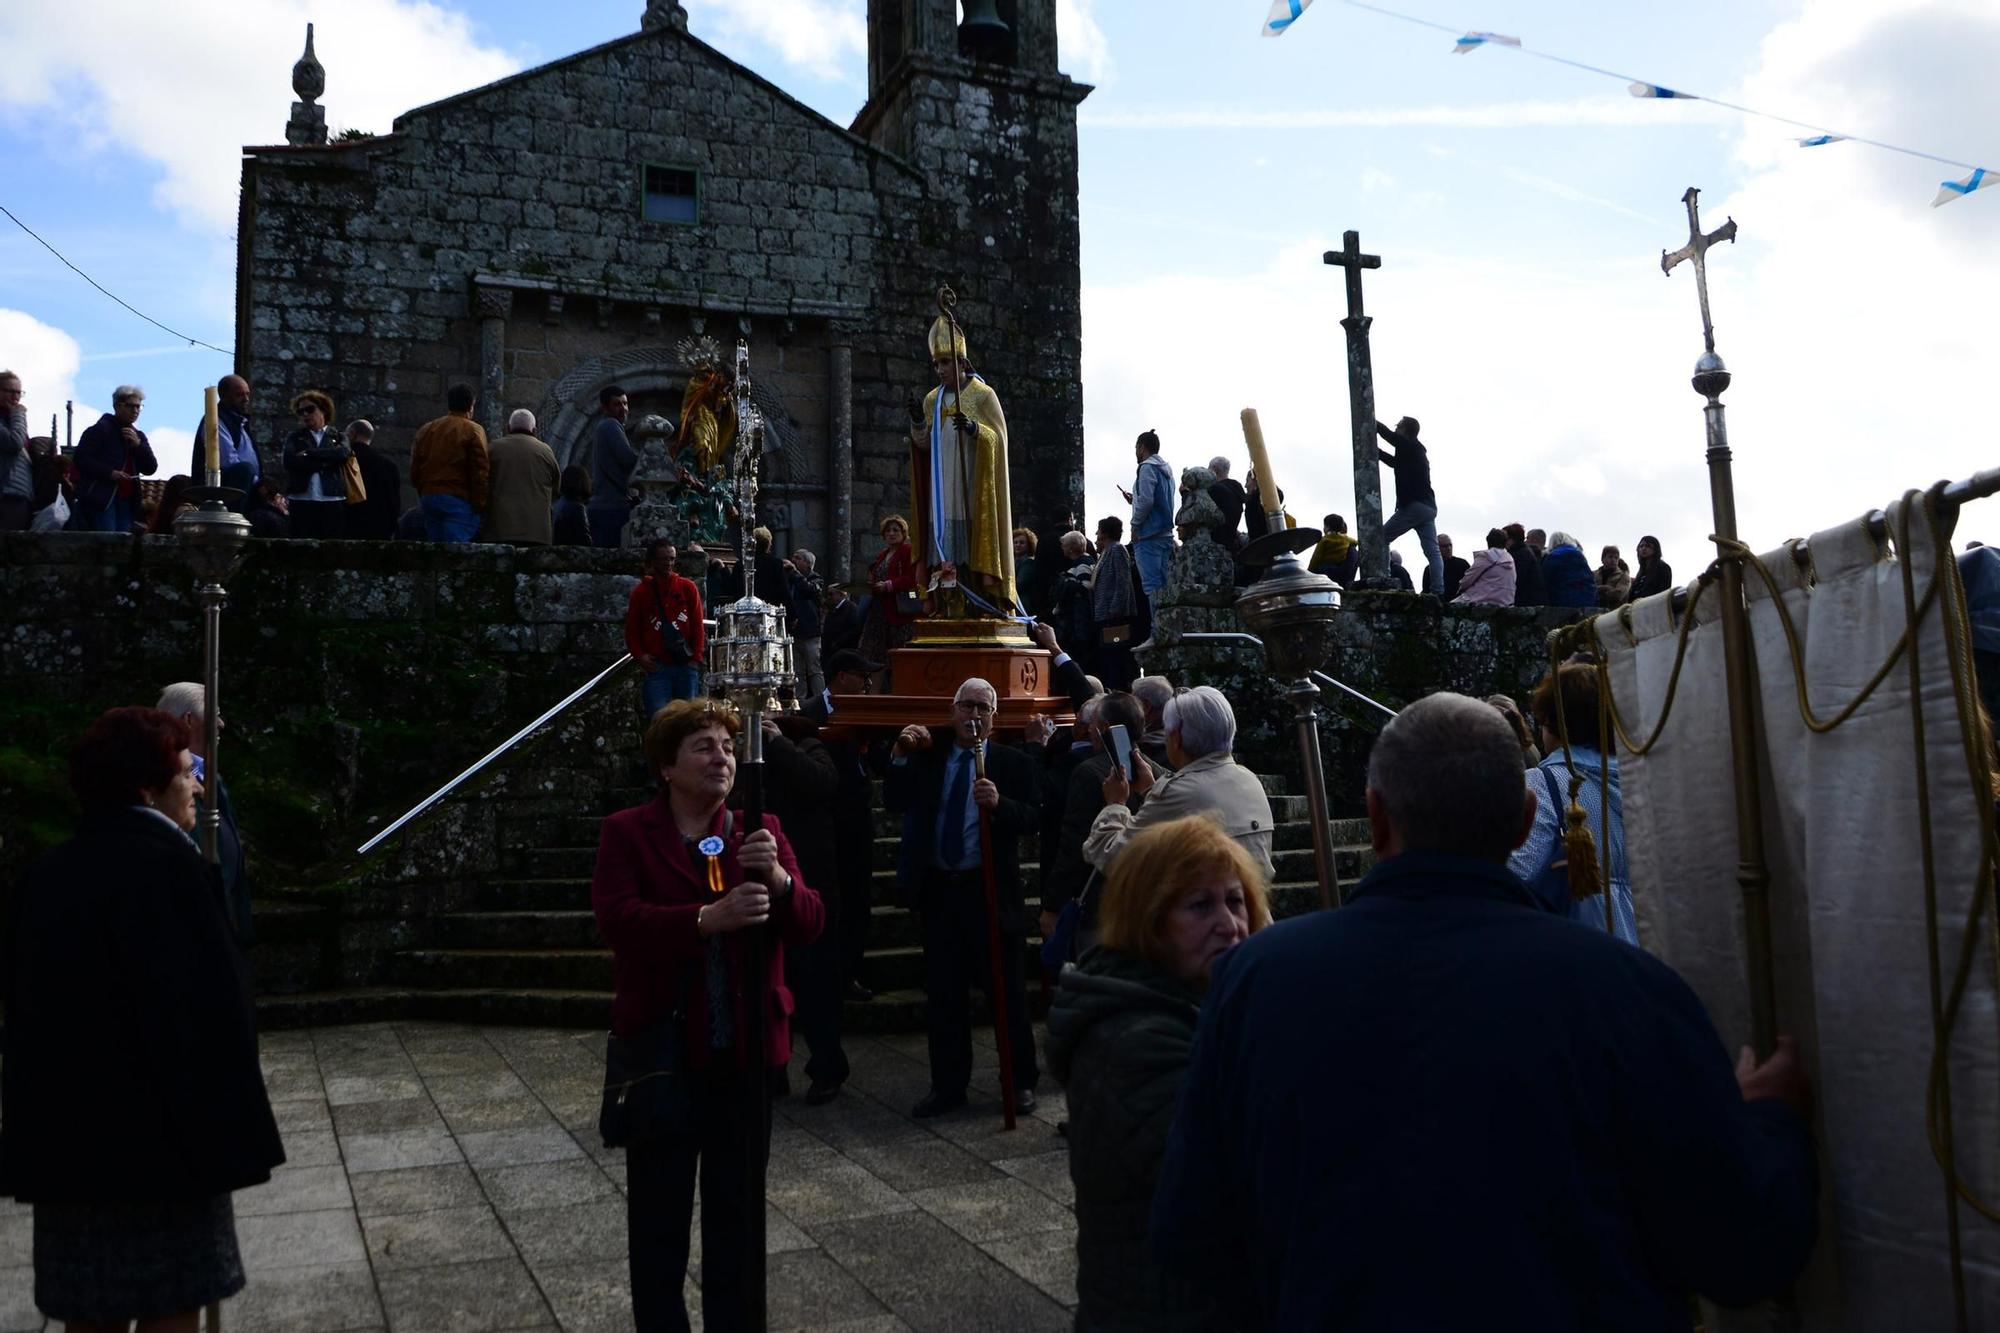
[1598,503,1999,1328]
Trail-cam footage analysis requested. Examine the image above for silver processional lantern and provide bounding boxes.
[1236,519,1343,910]
[706,342,796,716]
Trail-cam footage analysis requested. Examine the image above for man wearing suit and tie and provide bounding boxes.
[883,676,1041,1118]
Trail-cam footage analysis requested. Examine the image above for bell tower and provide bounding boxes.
[853,0,1091,534]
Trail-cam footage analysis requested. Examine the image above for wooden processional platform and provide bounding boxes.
[821,618,1075,737]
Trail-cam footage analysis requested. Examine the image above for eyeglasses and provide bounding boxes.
[954,700,995,715]
[297,407,319,418]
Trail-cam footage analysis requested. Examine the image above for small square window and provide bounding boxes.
[642,165,699,224]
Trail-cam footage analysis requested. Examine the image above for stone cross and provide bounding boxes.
[1660,187,1737,355]
[1323,230,1387,585]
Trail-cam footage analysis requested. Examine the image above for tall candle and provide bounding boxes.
[203,385,220,480]
[1239,407,1280,517]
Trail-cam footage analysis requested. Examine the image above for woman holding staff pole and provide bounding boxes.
[591,699,823,1333]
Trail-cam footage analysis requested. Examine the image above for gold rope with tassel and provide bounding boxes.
[1545,646,1606,904]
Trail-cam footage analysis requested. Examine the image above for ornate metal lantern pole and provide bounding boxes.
[704,340,794,1333]
[1661,187,1778,1059]
[1235,459,1343,909]
[174,389,252,864]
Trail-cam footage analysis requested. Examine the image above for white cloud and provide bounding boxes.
[684,0,867,82]
[1081,0,2000,578]
[0,309,94,434]
[0,1,521,234]
[1058,0,1113,84]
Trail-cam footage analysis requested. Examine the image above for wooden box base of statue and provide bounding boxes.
[821,620,1074,736]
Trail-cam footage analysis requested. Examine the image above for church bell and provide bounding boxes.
[957,0,1014,63]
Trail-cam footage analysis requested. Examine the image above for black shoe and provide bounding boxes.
[846,980,875,1002]
[911,1089,967,1119]
[1056,1119,1068,1138]
[1014,1088,1037,1115]
[805,1078,844,1107]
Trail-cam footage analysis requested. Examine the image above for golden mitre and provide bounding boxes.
[926,314,968,362]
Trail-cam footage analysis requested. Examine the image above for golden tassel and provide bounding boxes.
[1563,802,1604,900]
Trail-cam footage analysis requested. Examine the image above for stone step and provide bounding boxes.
[394,948,613,992]
[257,987,613,1032]
[432,911,603,950]
[476,878,593,911]
[507,846,602,879]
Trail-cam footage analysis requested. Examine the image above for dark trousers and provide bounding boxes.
[0,496,30,531]
[795,885,849,1085]
[919,870,1039,1096]
[835,828,874,987]
[626,1067,767,1333]
[289,500,345,540]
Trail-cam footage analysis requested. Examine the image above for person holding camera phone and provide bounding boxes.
[625,538,707,719]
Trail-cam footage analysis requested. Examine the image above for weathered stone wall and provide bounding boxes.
[0,531,647,890]
[1140,591,1586,815]
[236,4,1088,581]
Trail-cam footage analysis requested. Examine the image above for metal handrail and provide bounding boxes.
[1174,631,1399,719]
[357,651,636,856]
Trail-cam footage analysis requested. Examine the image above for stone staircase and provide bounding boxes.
[256,774,1376,1033]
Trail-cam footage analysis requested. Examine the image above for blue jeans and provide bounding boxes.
[588,503,631,549]
[421,493,481,543]
[1381,501,1443,594]
[642,664,704,718]
[1132,534,1172,596]
[80,499,132,532]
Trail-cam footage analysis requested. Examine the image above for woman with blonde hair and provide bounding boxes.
[1046,815,1268,1332]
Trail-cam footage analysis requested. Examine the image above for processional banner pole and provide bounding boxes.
[1661,187,1778,1057]
[728,338,770,1333]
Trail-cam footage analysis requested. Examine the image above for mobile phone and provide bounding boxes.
[1105,723,1135,781]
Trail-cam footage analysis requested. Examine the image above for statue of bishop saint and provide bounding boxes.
[907,307,1019,621]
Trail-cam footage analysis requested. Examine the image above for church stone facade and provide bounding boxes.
[235,0,1088,577]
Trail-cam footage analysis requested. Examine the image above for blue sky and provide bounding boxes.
[2,0,1995,569]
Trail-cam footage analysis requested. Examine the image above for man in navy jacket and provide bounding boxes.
[883,677,1041,1119]
[1152,691,1818,1331]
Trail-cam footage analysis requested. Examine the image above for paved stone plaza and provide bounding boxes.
[0,1023,1077,1332]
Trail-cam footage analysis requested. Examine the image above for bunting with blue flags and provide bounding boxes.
[1932,167,1995,208]
[1452,31,1519,54]
[1262,0,1314,37]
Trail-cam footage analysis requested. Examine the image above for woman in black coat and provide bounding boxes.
[281,388,351,540]
[1627,533,1675,603]
[1045,815,1270,1333]
[1,707,284,1328]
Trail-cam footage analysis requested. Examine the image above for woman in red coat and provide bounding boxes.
[591,698,824,1332]
[856,512,919,666]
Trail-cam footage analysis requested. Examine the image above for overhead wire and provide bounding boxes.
[0,202,234,357]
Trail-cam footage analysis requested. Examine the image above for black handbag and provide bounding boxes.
[599,972,697,1149]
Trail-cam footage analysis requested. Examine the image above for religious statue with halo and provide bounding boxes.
[906,289,1019,625]
[665,335,738,545]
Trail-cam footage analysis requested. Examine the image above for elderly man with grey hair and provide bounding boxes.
[1084,685,1274,881]
[156,681,253,943]
[481,407,561,546]
[883,677,1042,1118]
[1204,453,1247,549]
[74,384,157,532]
[1152,692,1818,1329]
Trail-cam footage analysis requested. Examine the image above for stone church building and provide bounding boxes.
[235,0,1088,577]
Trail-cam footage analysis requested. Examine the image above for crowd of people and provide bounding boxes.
[0,372,672,550]
[3,389,1823,1332]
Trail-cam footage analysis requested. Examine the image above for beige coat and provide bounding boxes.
[482,431,560,544]
[1083,750,1276,882]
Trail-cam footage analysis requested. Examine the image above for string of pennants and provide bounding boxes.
[1259,0,1995,208]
